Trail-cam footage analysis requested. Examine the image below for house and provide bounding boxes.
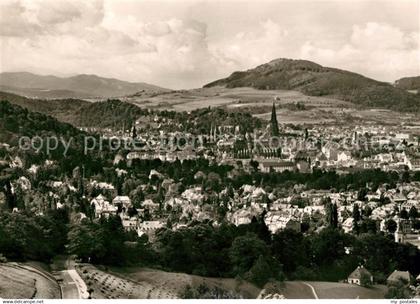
[337,151,352,162]
[395,219,412,243]
[348,266,373,285]
[137,220,165,238]
[142,199,160,212]
[404,152,420,171]
[322,142,340,161]
[91,195,117,218]
[342,217,354,233]
[314,152,328,168]
[122,218,138,232]
[387,270,412,286]
[112,196,132,209]
[264,211,301,234]
[230,209,253,226]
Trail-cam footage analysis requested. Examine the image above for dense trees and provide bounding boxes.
[67,215,153,266]
[154,222,420,284]
[325,198,338,228]
[0,208,69,261]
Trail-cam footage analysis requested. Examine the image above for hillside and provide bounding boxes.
[78,264,260,299]
[75,99,147,129]
[0,72,170,99]
[0,91,89,125]
[0,263,60,299]
[395,76,420,91]
[0,100,86,145]
[204,58,420,112]
[0,91,148,130]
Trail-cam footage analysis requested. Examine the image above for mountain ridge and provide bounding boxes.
[0,72,170,99]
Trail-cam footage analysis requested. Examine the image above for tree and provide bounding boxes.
[408,206,418,219]
[246,255,275,288]
[385,219,397,234]
[360,272,373,288]
[385,279,413,299]
[400,208,409,220]
[229,233,268,276]
[324,197,338,228]
[353,204,361,222]
[271,229,309,273]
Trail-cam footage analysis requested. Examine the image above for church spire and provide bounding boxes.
[270,102,280,136]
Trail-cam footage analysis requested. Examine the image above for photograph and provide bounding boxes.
[0,0,419,301]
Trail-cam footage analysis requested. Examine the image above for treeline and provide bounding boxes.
[67,215,154,266]
[122,159,416,192]
[1,209,419,288]
[158,107,262,134]
[65,216,420,288]
[0,208,69,262]
[154,222,420,286]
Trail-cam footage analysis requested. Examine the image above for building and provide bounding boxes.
[348,266,373,285]
[387,270,412,286]
[258,159,295,173]
[91,195,117,218]
[394,219,412,243]
[270,102,280,136]
[264,211,301,234]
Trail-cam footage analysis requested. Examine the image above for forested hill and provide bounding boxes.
[75,99,147,129]
[0,91,89,125]
[204,58,420,112]
[0,92,147,130]
[395,76,420,91]
[0,100,84,144]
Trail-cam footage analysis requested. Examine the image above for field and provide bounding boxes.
[77,264,260,299]
[118,86,420,126]
[274,281,387,299]
[0,263,60,299]
[307,281,387,299]
[122,87,351,112]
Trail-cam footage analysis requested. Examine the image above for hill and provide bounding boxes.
[75,99,147,130]
[0,91,89,125]
[204,58,420,112]
[0,72,170,99]
[0,91,148,130]
[0,100,86,147]
[395,76,420,91]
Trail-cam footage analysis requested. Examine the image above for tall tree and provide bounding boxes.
[325,198,338,228]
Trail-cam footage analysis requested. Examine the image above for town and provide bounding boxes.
[1,99,420,299]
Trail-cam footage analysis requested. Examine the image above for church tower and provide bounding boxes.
[270,102,280,136]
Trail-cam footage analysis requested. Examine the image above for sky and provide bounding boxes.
[0,0,419,89]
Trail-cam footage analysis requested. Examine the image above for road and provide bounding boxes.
[303,282,319,299]
[280,281,319,299]
[53,256,88,299]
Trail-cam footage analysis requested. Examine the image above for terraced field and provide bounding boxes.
[77,264,260,299]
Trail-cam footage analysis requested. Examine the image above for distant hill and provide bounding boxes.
[0,91,147,130]
[0,72,170,99]
[75,99,147,130]
[394,76,420,91]
[204,58,420,112]
[0,91,89,125]
[0,100,85,147]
